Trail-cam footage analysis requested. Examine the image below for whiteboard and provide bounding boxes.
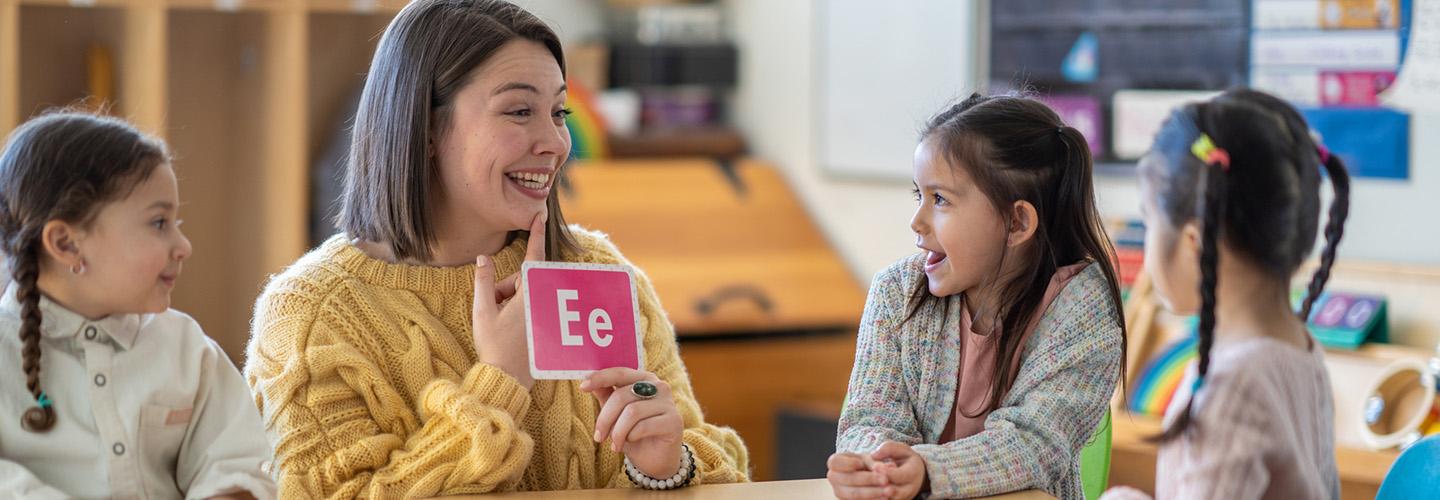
[816,0,982,181]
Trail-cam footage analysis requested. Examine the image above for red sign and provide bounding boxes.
[523,262,644,379]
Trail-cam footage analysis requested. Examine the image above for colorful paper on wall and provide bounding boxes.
[1254,0,1401,30]
[1045,95,1105,157]
[1301,106,1410,179]
[1251,30,1401,69]
[1320,70,1398,105]
[1382,0,1440,112]
[1254,69,1398,106]
[1062,32,1100,83]
[1321,0,1402,28]
[1254,1,1412,179]
[1253,69,1325,104]
[1255,0,1324,29]
[1111,90,1222,160]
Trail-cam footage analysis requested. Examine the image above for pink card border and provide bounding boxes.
[522,261,645,380]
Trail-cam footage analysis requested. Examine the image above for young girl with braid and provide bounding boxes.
[1103,89,1350,499]
[0,112,274,499]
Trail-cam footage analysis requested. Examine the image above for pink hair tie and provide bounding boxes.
[1317,144,1332,164]
[1190,134,1231,172]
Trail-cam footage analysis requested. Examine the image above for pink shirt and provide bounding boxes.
[939,262,1090,442]
[1102,337,1339,500]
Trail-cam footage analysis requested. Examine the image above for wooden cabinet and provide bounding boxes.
[562,159,867,335]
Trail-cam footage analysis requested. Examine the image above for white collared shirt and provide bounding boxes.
[0,284,276,499]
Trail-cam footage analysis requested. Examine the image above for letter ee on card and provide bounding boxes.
[523,261,644,380]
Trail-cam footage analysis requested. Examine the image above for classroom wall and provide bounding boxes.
[726,0,917,286]
[512,0,606,44]
[724,0,1440,285]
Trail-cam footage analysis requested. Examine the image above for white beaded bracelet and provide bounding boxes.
[624,444,695,490]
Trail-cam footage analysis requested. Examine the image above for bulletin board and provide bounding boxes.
[989,0,1414,180]
[1250,0,1412,180]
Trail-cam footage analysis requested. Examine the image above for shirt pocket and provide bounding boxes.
[140,403,192,469]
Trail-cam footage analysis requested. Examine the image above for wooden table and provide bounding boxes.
[441,479,1055,499]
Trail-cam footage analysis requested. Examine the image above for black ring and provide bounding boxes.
[631,381,658,400]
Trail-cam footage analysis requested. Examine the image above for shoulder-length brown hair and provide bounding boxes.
[339,0,580,262]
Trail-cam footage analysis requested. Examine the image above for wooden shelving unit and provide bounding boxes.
[0,0,411,363]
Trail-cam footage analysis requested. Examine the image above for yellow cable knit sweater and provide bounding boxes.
[244,227,749,498]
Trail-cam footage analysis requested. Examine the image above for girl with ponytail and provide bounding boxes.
[0,111,274,498]
[1102,89,1350,499]
[829,93,1127,500]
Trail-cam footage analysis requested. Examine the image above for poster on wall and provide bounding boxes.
[988,1,1249,170]
[985,0,1415,179]
[1383,0,1440,112]
[1251,0,1412,180]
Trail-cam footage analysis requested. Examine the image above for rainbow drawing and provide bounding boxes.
[1130,334,1199,417]
[564,79,609,160]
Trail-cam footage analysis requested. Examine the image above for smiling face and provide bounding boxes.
[431,39,572,237]
[61,163,191,316]
[909,136,1010,298]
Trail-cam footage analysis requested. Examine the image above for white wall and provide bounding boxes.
[512,0,607,44]
[726,0,918,283]
[725,0,1440,286]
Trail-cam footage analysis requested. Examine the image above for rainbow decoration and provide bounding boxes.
[1130,334,1198,417]
[564,79,609,160]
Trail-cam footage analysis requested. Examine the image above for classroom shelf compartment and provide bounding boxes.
[15,0,407,13]
[164,8,281,361]
[306,0,409,14]
[0,0,408,364]
[16,5,130,121]
[305,10,389,244]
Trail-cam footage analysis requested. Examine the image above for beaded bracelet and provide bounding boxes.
[624,443,696,490]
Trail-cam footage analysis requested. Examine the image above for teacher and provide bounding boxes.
[243,0,749,496]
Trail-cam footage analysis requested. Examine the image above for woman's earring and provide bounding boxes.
[69,260,86,275]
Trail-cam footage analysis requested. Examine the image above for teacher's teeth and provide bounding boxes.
[507,172,550,189]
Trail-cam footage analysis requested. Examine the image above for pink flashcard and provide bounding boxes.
[523,261,644,380]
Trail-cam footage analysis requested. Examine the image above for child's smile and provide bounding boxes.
[923,247,948,273]
[59,163,191,317]
[910,137,1009,298]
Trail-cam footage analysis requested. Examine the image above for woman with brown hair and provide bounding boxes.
[244,1,748,497]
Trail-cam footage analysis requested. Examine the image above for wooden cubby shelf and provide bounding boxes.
[1,0,407,362]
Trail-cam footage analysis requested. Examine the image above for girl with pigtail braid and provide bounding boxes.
[11,231,54,432]
[1102,89,1351,500]
[0,111,274,498]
